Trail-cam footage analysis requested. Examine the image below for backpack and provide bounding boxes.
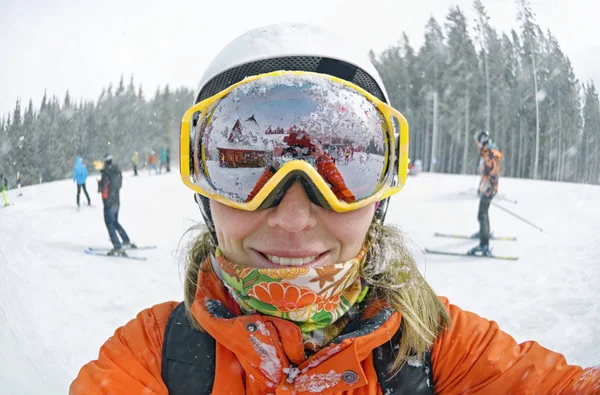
[161,302,434,394]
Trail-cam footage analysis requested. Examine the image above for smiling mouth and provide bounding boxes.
[258,251,324,266]
[265,254,319,266]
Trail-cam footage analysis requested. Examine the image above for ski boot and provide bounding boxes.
[107,247,127,257]
[467,244,492,256]
[122,242,138,249]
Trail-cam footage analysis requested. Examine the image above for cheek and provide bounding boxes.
[210,201,264,244]
[325,205,375,257]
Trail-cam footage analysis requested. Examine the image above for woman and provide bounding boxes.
[71,24,599,394]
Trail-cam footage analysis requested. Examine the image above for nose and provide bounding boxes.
[267,182,317,232]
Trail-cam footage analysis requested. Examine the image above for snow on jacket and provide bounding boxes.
[73,157,88,185]
[70,257,600,394]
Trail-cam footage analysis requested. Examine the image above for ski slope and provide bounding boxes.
[1,170,598,394]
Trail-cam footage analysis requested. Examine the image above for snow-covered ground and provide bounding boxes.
[1,170,598,394]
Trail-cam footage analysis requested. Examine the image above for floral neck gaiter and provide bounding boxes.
[215,246,368,352]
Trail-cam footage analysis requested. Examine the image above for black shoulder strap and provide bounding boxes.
[162,302,434,394]
[373,327,435,394]
[161,302,215,395]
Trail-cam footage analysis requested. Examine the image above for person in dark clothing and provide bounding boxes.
[16,171,22,196]
[469,131,503,256]
[73,156,91,207]
[165,147,171,173]
[98,154,135,255]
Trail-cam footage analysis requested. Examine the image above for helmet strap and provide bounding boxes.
[195,193,218,248]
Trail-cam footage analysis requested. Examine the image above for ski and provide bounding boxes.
[84,249,147,261]
[86,245,157,252]
[434,232,517,241]
[425,248,518,261]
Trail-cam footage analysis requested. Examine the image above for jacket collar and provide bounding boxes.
[191,258,401,393]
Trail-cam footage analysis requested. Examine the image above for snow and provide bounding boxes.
[301,345,342,373]
[293,369,341,393]
[250,335,282,386]
[406,356,423,368]
[254,319,270,337]
[0,170,598,394]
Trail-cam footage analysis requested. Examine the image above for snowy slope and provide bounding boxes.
[1,170,598,394]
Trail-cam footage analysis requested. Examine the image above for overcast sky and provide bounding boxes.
[1,0,599,117]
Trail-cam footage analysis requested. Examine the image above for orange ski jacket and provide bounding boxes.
[479,146,503,199]
[71,259,599,394]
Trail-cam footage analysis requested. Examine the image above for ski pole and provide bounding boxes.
[491,201,543,232]
[496,195,517,204]
[462,190,517,204]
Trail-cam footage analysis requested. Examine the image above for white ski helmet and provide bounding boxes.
[195,23,390,104]
[191,23,395,241]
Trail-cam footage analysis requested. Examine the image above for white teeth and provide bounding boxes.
[266,254,318,266]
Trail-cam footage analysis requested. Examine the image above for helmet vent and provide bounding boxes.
[197,56,386,103]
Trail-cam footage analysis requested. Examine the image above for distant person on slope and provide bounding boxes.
[16,171,22,196]
[1,174,8,206]
[159,146,169,174]
[73,156,91,208]
[148,150,158,176]
[469,130,503,256]
[132,151,139,176]
[98,154,135,256]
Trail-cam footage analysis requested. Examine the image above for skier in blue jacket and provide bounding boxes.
[73,156,91,207]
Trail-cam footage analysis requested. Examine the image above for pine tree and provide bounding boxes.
[516,0,542,179]
[419,17,446,172]
[582,83,600,183]
[444,6,480,174]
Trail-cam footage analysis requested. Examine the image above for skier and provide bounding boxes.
[73,156,91,208]
[159,146,169,174]
[132,151,139,176]
[71,24,599,394]
[468,130,503,256]
[16,171,22,196]
[97,154,135,256]
[148,150,158,176]
[165,147,171,172]
[1,173,8,206]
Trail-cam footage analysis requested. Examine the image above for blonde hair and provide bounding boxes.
[182,220,450,374]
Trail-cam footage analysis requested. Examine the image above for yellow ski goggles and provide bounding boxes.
[180,71,409,212]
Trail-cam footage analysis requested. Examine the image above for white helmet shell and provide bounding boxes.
[195,23,389,104]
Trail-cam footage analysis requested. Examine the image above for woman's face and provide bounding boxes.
[211,182,375,268]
